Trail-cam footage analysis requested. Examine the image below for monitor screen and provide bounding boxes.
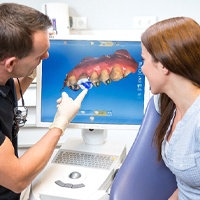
[36,35,151,132]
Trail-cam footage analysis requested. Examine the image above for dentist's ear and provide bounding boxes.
[3,57,17,72]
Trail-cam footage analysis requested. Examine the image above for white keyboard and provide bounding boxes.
[52,149,119,170]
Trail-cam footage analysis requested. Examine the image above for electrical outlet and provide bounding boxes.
[133,16,157,29]
[72,17,87,30]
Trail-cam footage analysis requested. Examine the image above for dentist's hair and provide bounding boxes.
[0,3,52,60]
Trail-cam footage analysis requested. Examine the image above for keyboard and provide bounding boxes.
[52,149,119,170]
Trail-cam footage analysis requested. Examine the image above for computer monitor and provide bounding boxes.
[36,34,151,145]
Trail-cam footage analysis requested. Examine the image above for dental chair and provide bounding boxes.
[109,96,177,200]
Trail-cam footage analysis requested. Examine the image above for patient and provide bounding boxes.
[141,17,200,199]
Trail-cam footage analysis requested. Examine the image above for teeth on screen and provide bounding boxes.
[77,78,93,90]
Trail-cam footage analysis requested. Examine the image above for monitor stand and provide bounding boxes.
[81,129,108,145]
[30,129,126,200]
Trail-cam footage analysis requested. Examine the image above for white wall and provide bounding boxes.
[0,0,199,30]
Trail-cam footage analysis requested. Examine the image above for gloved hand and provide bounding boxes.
[49,89,88,133]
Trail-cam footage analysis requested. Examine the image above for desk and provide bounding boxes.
[30,138,126,200]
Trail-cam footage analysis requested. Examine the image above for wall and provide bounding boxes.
[0,0,199,30]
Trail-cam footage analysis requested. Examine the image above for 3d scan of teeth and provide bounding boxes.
[62,49,138,91]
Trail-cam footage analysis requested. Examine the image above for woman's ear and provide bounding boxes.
[3,57,17,72]
[159,62,169,75]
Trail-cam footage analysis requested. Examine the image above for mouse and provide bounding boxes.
[68,171,81,179]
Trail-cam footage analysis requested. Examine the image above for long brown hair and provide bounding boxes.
[141,17,200,160]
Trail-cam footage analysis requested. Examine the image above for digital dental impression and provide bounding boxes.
[62,49,138,91]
